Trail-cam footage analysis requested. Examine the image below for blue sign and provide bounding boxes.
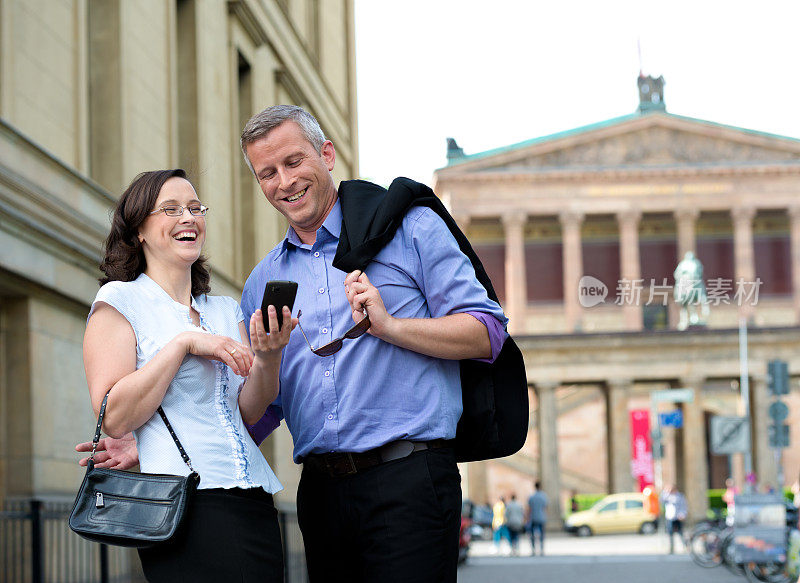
[659,409,683,428]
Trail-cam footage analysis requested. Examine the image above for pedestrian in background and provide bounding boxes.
[505,494,525,555]
[723,477,739,526]
[661,484,688,554]
[492,497,509,554]
[569,489,580,514]
[790,477,800,507]
[527,481,548,556]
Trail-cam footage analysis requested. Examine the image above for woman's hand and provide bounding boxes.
[248,306,297,367]
[180,331,254,376]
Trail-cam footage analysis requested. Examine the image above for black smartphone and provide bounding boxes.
[260,280,298,331]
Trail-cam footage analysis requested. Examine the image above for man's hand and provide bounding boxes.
[344,270,389,337]
[75,433,139,469]
[343,269,491,360]
[249,306,296,362]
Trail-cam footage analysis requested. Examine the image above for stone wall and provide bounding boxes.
[0,0,358,504]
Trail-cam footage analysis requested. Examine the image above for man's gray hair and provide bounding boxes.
[240,105,326,174]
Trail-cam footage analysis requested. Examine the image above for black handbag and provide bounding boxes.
[69,390,200,548]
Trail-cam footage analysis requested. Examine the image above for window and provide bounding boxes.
[598,502,618,513]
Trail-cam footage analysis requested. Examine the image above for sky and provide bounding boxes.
[354,0,800,188]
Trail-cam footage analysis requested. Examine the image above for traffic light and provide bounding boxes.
[767,360,789,396]
[768,424,790,449]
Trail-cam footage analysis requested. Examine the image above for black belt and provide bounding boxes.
[302,439,451,477]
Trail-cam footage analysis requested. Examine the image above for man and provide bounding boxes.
[79,104,507,581]
[504,493,525,556]
[527,480,548,556]
[661,484,688,554]
[238,105,507,581]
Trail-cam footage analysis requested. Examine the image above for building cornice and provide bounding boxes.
[436,162,800,185]
[516,326,800,385]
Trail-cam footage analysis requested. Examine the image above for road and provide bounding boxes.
[458,532,744,583]
[457,554,743,582]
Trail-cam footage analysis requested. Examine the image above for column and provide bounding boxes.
[251,44,283,258]
[751,375,779,488]
[605,378,634,493]
[678,377,709,521]
[675,208,699,259]
[453,212,471,235]
[559,211,585,332]
[88,0,125,193]
[671,209,700,329]
[462,461,489,507]
[732,206,757,319]
[789,207,800,323]
[535,381,562,526]
[617,210,643,330]
[4,299,32,497]
[502,212,527,335]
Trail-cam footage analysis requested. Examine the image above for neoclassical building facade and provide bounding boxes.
[0,0,357,512]
[435,79,800,522]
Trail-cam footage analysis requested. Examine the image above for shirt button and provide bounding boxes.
[324,370,331,377]
[322,328,328,334]
[314,252,320,257]
[318,288,325,294]
[327,414,334,420]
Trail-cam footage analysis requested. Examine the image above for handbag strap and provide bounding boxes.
[155,406,195,472]
[90,390,195,472]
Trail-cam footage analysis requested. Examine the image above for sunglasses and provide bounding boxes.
[296,309,371,357]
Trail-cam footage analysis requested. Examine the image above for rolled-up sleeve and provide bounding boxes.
[408,208,508,361]
[245,403,283,446]
[465,311,508,363]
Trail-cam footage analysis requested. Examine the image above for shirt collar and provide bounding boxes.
[137,272,204,313]
[278,198,342,255]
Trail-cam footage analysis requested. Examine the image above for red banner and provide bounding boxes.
[630,409,654,492]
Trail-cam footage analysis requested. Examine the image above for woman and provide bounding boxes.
[83,169,291,581]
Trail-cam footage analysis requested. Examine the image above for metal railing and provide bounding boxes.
[1,498,308,583]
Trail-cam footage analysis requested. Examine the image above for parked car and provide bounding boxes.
[565,492,658,536]
[459,499,493,541]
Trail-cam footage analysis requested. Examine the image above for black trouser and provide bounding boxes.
[138,487,283,583]
[297,447,462,583]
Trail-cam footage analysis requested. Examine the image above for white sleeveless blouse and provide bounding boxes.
[89,273,282,494]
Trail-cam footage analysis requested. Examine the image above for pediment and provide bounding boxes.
[450,115,800,174]
[500,127,800,170]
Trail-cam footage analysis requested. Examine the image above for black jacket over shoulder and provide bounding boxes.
[332,177,528,463]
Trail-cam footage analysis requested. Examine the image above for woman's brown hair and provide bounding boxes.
[99,169,211,296]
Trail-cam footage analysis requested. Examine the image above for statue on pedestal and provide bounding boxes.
[673,251,709,330]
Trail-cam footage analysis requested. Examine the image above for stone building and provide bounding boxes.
[0,0,357,515]
[435,76,800,523]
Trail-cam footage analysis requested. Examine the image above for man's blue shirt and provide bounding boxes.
[241,199,507,462]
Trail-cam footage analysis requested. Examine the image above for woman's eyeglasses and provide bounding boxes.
[295,309,371,357]
[149,204,209,217]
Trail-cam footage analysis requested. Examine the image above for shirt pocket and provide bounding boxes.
[365,259,427,319]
